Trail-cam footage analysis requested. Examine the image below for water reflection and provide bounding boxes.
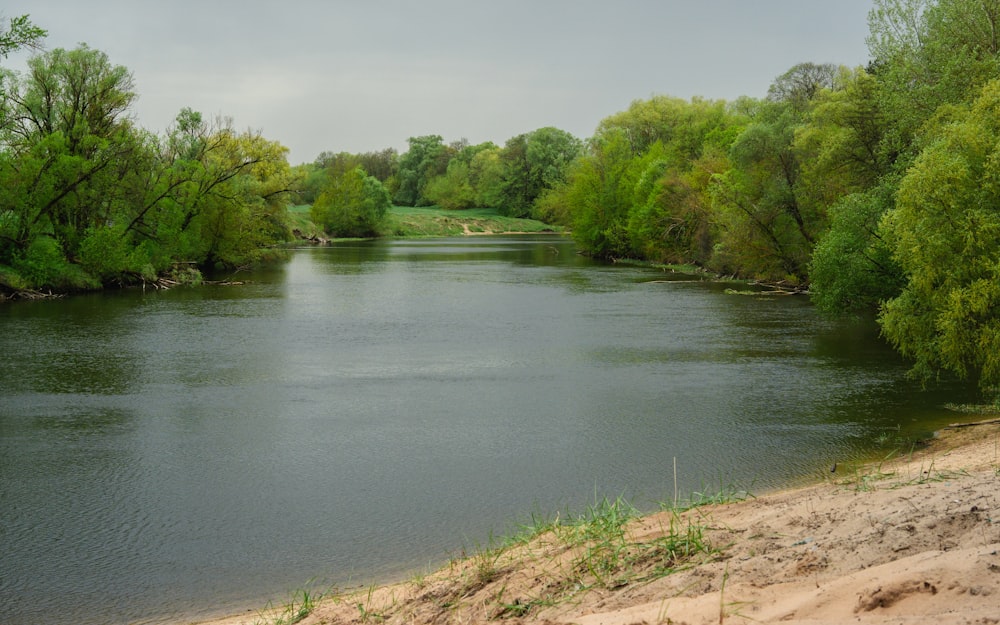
[0,293,143,395]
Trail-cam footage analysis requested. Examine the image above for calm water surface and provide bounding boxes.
[0,236,982,625]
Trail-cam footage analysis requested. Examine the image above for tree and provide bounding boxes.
[568,129,641,258]
[594,95,732,160]
[0,14,45,59]
[621,100,738,265]
[711,96,824,282]
[468,144,504,208]
[423,141,495,210]
[626,143,729,265]
[66,109,298,279]
[6,45,135,151]
[0,42,296,291]
[767,62,839,109]
[311,166,390,237]
[393,135,448,206]
[809,183,904,314]
[186,124,297,267]
[0,45,141,274]
[294,163,329,206]
[566,96,737,262]
[866,0,1000,170]
[809,0,1000,315]
[879,79,1000,391]
[423,160,475,210]
[355,148,398,183]
[496,127,581,218]
[794,67,891,193]
[801,66,906,314]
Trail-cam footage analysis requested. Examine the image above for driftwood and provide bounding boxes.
[944,417,1000,430]
[292,228,329,245]
[0,288,64,301]
[148,277,247,290]
[751,280,809,294]
[153,278,179,289]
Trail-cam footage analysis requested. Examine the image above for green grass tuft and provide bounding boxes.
[252,581,329,625]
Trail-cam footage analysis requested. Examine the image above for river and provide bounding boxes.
[0,236,981,625]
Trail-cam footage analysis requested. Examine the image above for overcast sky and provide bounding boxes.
[4,1,875,164]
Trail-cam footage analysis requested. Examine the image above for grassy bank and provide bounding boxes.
[248,491,739,625]
[288,205,564,240]
[384,206,562,237]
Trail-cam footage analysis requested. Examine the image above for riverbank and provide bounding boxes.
[188,419,1000,625]
[286,204,564,241]
[0,207,560,302]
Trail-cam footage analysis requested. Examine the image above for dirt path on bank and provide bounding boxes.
[190,421,1000,625]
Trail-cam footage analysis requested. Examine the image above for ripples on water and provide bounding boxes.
[0,237,982,625]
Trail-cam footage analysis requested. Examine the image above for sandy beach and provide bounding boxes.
[190,419,1000,625]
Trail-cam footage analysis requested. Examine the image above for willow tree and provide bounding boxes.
[0,45,142,287]
[803,68,904,313]
[0,45,297,290]
[710,97,821,282]
[880,79,1000,391]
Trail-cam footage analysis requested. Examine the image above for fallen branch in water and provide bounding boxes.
[0,288,65,301]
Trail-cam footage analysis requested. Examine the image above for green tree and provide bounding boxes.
[879,79,1000,391]
[794,67,890,194]
[193,126,297,267]
[496,127,581,218]
[810,0,1000,315]
[468,143,504,208]
[867,0,1000,170]
[424,159,475,210]
[567,96,737,262]
[767,62,839,109]
[423,141,495,210]
[294,162,329,206]
[710,95,824,282]
[595,95,730,159]
[0,43,296,291]
[355,148,398,183]
[0,45,141,278]
[808,183,904,314]
[626,142,730,264]
[622,100,738,264]
[0,14,45,60]
[568,129,642,258]
[393,135,448,206]
[73,109,297,279]
[311,166,390,237]
[802,67,906,313]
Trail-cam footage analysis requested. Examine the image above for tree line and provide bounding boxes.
[4,0,1000,394]
[299,0,1000,395]
[295,127,582,237]
[0,22,297,292]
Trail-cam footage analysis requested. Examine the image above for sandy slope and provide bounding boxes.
[193,421,1000,625]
